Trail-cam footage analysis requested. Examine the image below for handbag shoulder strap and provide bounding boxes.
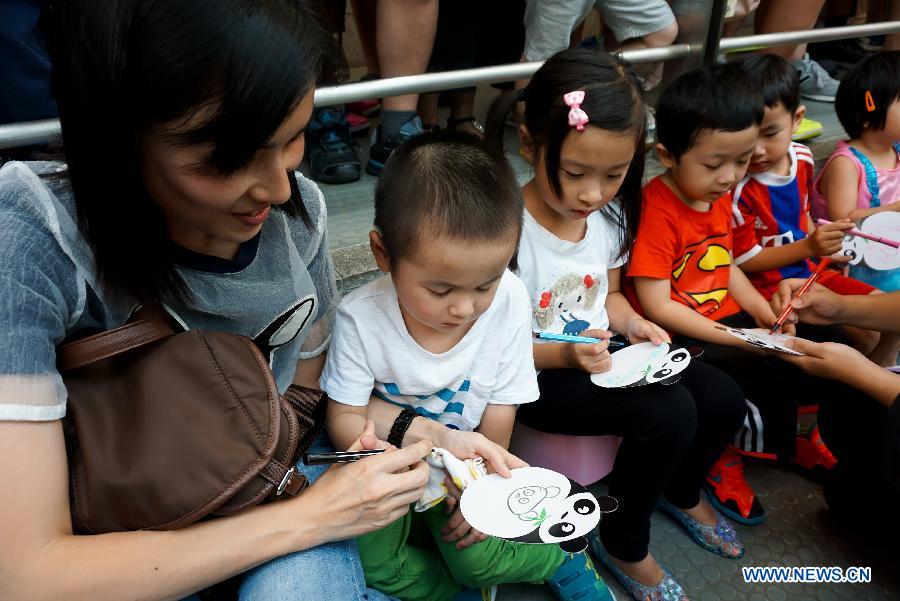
[58,319,176,372]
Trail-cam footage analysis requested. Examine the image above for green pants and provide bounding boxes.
[358,502,566,601]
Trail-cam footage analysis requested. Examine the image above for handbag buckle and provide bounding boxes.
[277,466,299,496]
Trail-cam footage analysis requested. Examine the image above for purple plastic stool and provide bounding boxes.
[509,422,621,486]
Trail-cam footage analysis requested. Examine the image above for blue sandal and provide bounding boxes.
[588,535,688,601]
[656,497,744,559]
[547,549,617,601]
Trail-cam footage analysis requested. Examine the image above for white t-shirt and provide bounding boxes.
[516,206,627,338]
[320,270,539,431]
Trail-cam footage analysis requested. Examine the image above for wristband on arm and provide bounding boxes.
[388,408,418,448]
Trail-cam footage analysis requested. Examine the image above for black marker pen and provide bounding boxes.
[302,449,386,465]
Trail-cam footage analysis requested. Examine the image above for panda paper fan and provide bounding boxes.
[460,466,617,553]
[834,212,900,271]
[590,342,691,388]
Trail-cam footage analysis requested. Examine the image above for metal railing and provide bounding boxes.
[2,20,900,151]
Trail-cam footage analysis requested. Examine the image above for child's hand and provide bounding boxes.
[752,306,796,337]
[625,317,671,345]
[442,478,488,549]
[564,329,613,373]
[435,429,528,478]
[808,219,853,259]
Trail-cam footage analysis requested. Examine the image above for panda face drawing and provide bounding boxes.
[460,467,620,552]
[535,492,600,550]
[507,485,561,522]
[643,348,692,385]
[838,234,865,266]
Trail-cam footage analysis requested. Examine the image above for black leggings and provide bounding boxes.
[517,360,745,562]
[694,313,867,459]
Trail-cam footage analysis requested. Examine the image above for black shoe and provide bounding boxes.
[366,115,424,176]
[306,107,361,185]
[809,39,869,67]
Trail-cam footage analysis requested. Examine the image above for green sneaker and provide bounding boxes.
[792,117,824,141]
[547,549,616,601]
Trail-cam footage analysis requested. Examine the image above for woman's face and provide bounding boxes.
[140,89,315,259]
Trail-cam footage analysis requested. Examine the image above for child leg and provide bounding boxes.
[519,369,698,564]
[662,361,747,508]
[419,503,565,588]
[357,511,462,601]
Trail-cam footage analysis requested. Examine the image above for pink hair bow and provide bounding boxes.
[564,90,588,131]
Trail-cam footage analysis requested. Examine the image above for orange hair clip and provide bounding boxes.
[865,90,876,112]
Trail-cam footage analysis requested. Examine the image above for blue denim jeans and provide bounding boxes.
[183,434,397,601]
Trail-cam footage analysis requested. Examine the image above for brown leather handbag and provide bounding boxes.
[57,317,326,534]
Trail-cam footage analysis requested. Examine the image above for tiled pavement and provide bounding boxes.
[308,96,900,600]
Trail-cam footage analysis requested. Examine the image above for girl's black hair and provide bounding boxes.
[43,0,342,306]
[484,48,646,263]
[835,50,900,140]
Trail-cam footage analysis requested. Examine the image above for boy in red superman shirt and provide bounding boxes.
[628,63,870,527]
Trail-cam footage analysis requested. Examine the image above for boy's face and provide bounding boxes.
[371,231,517,348]
[750,103,803,175]
[659,126,758,207]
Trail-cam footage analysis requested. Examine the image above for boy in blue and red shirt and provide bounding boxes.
[733,54,899,367]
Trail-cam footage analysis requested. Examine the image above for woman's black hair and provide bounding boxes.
[484,48,646,263]
[43,0,342,306]
[835,50,900,140]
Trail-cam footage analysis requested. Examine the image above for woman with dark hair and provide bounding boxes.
[0,1,442,599]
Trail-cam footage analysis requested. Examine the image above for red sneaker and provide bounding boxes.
[792,425,837,470]
[347,98,381,117]
[345,112,370,137]
[705,448,766,525]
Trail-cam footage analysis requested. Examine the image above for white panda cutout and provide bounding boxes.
[832,212,900,270]
[590,342,692,388]
[714,326,804,355]
[460,467,617,553]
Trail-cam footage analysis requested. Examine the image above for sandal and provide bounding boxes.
[589,535,688,601]
[446,116,484,137]
[656,497,744,559]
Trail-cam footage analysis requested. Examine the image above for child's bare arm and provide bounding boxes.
[727,265,792,333]
[325,400,369,451]
[634,277,744,347]
[606,267,669,344]
[822,156,900,220]
[476,404,518,450]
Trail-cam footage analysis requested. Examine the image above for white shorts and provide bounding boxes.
[523,0,677,61]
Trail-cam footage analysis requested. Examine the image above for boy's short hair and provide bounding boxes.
[738,54,801,113]
[374,129,523,262]
[835,50,900,139]
[656,62,764,160]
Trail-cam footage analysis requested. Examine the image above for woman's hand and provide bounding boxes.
[770,280,846,326]
[779,338,900,406]
[433,428,527,478]
[563,329,613,374]
[625,317,670,345]
[780,338,870,383]
[441,478,488,549]
[299,420,431,542]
